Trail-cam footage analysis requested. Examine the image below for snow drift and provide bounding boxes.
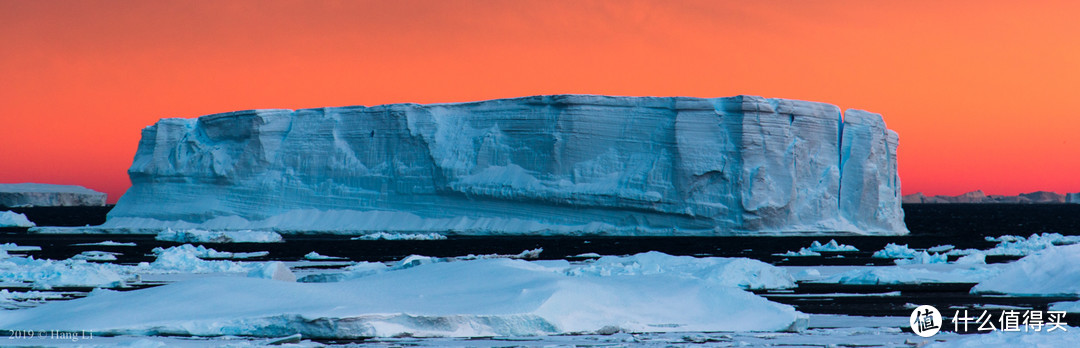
[0,257,807,338]
[104,95,906,235]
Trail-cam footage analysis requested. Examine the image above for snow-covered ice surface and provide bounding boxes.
[102,95,906,236]
[0,183,107,207]
[2,235,1077,346]
[873,243,921,258]
[972,243,1080,296]
[154,229,283,243]
[0,257,807,338]
[0,211,35,227]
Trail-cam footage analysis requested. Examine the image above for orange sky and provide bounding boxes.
[2,0,1078,203]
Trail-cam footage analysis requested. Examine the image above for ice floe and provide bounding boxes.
[872,243,919,259]
[984,233,1080,256]
[972,244,1080,296]
[70,251,121,261]
[72,241,138,247]
[302,251,345,260]
[155,229,284,243]
[1,244,288,289]
[775,239,858,257]
[351,232,448,240]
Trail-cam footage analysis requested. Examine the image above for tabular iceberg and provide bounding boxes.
[104,95,906,235]
[0,183,107,207]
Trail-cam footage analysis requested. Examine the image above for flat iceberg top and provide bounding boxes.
[0,183,103,195]
[184,94,843,119]
[106,94,906,235]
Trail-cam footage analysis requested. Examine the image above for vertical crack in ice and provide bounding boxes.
[836,109,845,212]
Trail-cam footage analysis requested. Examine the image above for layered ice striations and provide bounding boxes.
[105,95,906,235]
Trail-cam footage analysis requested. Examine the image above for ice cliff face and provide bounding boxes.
[105,95,906,235]
[0,183,107,207]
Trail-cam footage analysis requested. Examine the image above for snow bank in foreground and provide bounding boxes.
[303,251,795,291]
[351,232,447,240]
[871,243,947,265]
[0,243,41,252]
[566,251,796,290]
[155,229,283,243]
[0,211,34,227]
[0,258,806,338]
[973,244,1080,296]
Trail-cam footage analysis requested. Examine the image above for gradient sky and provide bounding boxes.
[2,0,1078,203]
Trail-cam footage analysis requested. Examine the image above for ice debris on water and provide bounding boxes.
[0,244,290,289]
[303,251,346,260]
[775,239,858,256]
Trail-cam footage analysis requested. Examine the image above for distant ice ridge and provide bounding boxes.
[0,253,806,337]
[0,183,106,207]
[0,211,34,227]
[103,95,906,235]
[155,228,284,243]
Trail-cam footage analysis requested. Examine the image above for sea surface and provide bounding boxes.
[2,203,1080,346]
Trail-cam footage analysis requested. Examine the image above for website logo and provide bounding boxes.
[910,305,942,337]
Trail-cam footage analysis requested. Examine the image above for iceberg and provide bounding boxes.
[103,95,906,235]
[0,183,107,207]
